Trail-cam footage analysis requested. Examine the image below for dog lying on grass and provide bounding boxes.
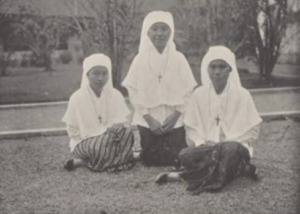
[155,141,258,195]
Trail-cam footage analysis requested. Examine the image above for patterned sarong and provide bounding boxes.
[73,124,135,172]
[179,141,257,195]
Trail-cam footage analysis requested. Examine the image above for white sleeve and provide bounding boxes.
[66,124,82,142]
[185,126,205,147]
[126,86,149,116]
[176,54,197,114]
[175,90,194,114]
[228,124,261,158]
[107,90,131,126]
[231,124,261,145]
[184,92,206,147]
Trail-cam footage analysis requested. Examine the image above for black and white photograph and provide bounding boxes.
[0,0,299,213]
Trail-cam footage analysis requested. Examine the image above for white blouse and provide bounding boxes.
[65,87,128,152]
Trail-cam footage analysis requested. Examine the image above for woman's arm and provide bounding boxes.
[162,110,181,133]
[185,125,206,147]
[183,90,207,147]
[232,124,260,145]
[126,86,149,116]
[229,124,261,157]
[174,90,194,114]
[163,89,194,133]
[66,124,82,142]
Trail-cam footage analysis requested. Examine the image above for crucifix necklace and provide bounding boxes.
[215,115,221,126]
[208,83,229,126]
[158,73,163,83]
[88,87,108,124]
[149,50,169,83]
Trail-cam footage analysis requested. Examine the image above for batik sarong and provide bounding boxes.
[73,124,135,172]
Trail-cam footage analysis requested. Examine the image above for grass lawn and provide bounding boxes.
[0,63,300,105]
[0,119,299,214]
[0,64,82,105]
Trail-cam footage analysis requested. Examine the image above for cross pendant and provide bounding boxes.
[215,115,220,126]
[158,73,163,83]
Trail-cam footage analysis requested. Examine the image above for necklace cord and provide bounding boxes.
[87,87,109,124]
[149,49,170,83]
[208,83,230,127]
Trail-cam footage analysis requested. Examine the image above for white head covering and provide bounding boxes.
[139,11,176,53]
[122,11,197,109]
[200,46,241,87]
[184,46,262,151]
[81,53,113,89]
[62,54,130,147]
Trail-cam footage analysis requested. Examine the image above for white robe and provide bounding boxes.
[62,54,130,151]
[184,46,262,157]
[184,83,262,157]
[122,11,197,128]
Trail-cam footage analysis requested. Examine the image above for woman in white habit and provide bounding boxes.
[62,54,135,172]
[184,46,262,151]
[122,11,197,166]
[155,46,262,193]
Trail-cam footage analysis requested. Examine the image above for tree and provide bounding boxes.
[173,0,256,82]
[174,0,294,86]
[0,0,14,76]
[13,6,68,71]
[247,0,288,85]
[66,0,143,91]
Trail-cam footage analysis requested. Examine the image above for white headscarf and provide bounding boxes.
[184,46,262,146]
[62,54,130,140]
[138,11,176,53]
[122,11,197,108]
[200,46,241,87]
[81,54,113,89]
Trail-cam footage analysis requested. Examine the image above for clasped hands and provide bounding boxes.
[144,111,181,135]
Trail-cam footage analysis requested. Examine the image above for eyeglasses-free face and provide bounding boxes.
[87,66,109,91]
[208,59,232,86]
[147,22,171,53]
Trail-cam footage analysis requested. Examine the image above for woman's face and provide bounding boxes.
[147,22,171,52]
[87,66,109,90]
[208,59,231,86]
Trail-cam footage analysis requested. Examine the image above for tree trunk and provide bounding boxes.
[0,50,13,76]
[44,51,54,71]
[254,0,287,87]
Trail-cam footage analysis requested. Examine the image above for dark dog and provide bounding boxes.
[155,141,258,195]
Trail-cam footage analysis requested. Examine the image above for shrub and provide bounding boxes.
[77,54,84,65]
[60,51,73,64]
